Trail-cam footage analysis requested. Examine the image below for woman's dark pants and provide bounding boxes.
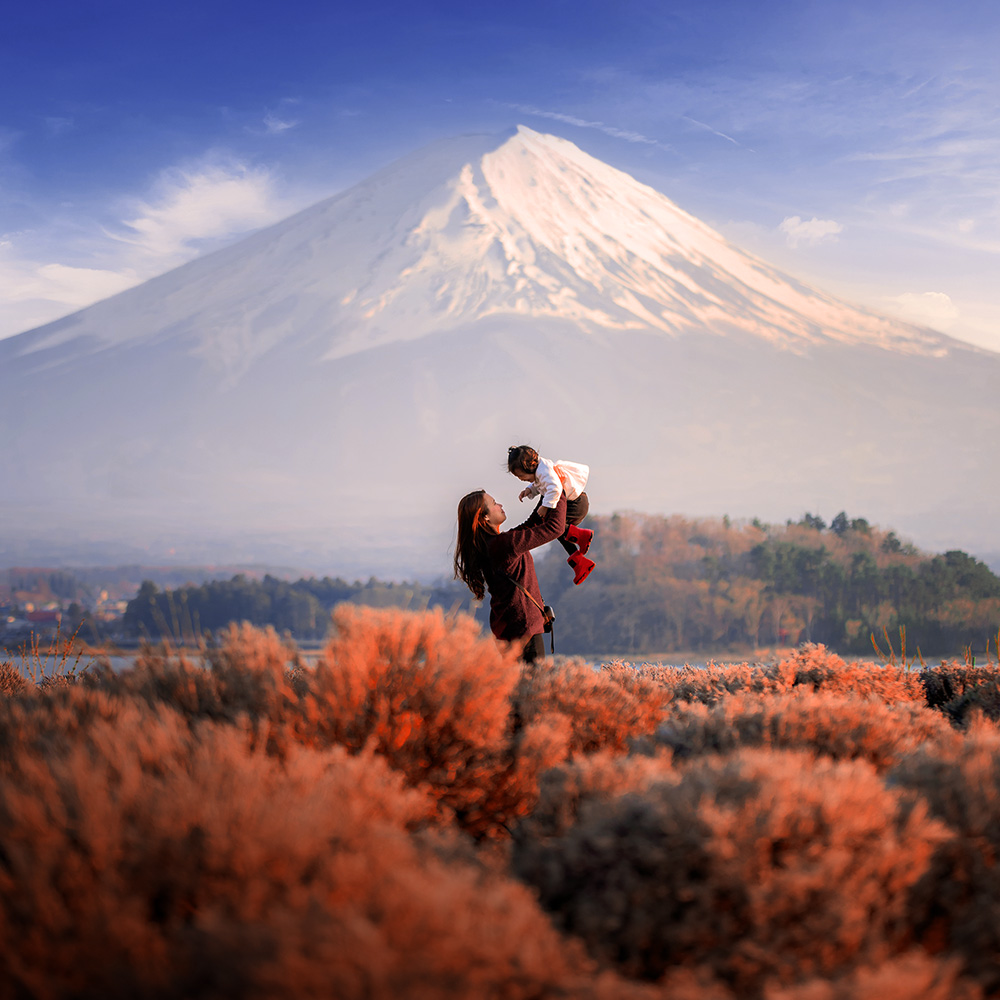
[521,633,546,663]
[557,492,590,554]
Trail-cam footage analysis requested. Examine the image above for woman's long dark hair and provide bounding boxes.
[454,489,491,601]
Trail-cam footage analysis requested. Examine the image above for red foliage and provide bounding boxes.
[765,950,982,1000]
[0,660,28,696]
[303,606,560,837]
[628,659,786,706]
[516,657,668,754]
[515,748,949,997]
[628,645,924,707]
[775,644,925,702]
[892,719,1000,993]
[657,691,958,771]
[5,614,999,998]
[516,749,677,843]
[0,688,656,999]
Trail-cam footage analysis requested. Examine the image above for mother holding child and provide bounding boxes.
[453,444,594,663]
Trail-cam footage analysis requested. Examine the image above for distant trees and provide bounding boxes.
[536,511,1000,657]
[119,512,1000,657]
[122,574,475,641]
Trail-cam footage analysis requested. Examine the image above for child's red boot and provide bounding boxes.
[567,552,596,585]
[564,524,593,555]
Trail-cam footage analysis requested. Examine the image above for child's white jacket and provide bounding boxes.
[526,457,590,508]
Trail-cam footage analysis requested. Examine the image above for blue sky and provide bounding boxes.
[2,0,999,349]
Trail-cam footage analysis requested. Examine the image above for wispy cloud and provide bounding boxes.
[886,290,960,331]
[779,215,844,247]
[261,112,300,135]
[0,242,138,337]
[109,161,291,264]
[504,103,672,151]
[681,115,746,148]
[0,158,294,339]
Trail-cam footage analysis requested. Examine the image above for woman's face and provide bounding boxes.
[482,493,506,530]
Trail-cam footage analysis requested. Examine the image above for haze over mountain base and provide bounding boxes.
[2,128,997,576]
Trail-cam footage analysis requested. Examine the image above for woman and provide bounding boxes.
[454,489,567,662]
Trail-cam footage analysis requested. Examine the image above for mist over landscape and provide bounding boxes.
[5,4,1000,998]
[2,126,998,581]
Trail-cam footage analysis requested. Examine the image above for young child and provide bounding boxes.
[507,444,596,585]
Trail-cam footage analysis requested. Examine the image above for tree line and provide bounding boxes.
[122,574,474,641]
[535,511,1000,656]
[122,511,1000,657]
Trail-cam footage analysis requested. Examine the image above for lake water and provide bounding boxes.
[59,651,710,676]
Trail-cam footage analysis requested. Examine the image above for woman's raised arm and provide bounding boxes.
[497,494,567,558]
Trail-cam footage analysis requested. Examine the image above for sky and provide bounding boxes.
[2,0,999,351]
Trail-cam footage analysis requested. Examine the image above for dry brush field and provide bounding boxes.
[2,607,1000,999]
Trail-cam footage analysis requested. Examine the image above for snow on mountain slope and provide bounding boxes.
[1,126,996,575]
[13,126,949,381]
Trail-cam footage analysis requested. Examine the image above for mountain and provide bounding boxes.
[2,126,998,577]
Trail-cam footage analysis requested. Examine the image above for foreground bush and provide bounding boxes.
[306,606,575,838]
[655,690,958,771]
[893,719,1000,994]
[631,645,925,707]
[3,614,997,998]
[0,660,28,696]
[514,749,949,997]
[919,661,1000,726]
[515,749,677,843]
[765,950,982,1000]
[0,690,656,999]
[515,657,667,754]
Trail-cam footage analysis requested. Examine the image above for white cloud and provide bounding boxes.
[779,215,844,248]
[681,115,746,148]
[0,244,139,338]
[110,161,291,265]
[505,103,671,150]
[0,159,294,340]
[262,112,300,134]
[887,291,960,331]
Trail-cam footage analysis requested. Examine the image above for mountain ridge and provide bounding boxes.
[8,126,967,373]
[1,126,997,575]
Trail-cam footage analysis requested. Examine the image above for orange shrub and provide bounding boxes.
[765,950,982,1000]
[515,658,667,754]
[107,624,300,733]
[627,646,924,708]
[515,749,676,844]
[117,643,228,719]
[514,748,949,996]
[0,661,28,696]
[919,662,1000,727]
[0,687,662,1000]
[311,606,517,754]
[920,662,1000,706]
[776,645,924,702]
[302,606,546,837]
[892,720,1000,994]
[764,950,983,1000]
[629,660,787,706]
[656,691,959,771]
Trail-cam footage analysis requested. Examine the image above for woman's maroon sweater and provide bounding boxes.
[481,494,567,643]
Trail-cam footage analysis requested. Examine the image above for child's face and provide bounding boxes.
[512,469,535,482]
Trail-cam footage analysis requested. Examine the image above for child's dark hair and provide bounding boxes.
[507,445,539,476]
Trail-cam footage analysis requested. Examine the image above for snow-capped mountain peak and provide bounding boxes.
[1,126,997,575]
[19,126,948,379]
